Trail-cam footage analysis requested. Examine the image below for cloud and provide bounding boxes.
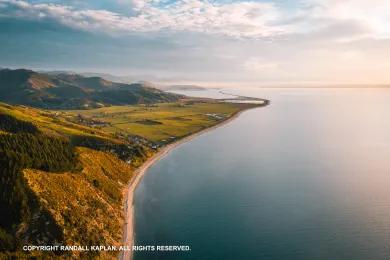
[1,0,390,40]
[301,0,390,38]
[1,0,390,84]
[0,0,289,38]
[2,0,390,40]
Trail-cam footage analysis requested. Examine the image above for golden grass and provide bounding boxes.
[23,147,138,258]
[0,102,118,142]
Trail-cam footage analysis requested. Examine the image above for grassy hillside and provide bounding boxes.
[0,69,180,109]
[23,147,135,259]
[0,104,151,258]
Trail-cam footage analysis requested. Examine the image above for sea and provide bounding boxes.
[134,87,390,260]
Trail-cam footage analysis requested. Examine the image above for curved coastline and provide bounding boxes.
[119,105,260,260]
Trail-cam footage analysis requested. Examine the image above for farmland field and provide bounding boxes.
[67,101,250,142]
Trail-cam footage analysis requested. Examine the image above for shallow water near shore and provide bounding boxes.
[134,88,390,260]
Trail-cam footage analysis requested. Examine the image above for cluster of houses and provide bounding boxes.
[205,113,225,120]
[72,114,110,128]
[121,132,163,151]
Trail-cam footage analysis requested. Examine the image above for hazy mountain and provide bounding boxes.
[45,70,193,87]
[0,69,180,109]
[77,72,133,84]
[163,85,206,91]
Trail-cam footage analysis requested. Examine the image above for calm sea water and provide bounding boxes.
[134,88,390,260]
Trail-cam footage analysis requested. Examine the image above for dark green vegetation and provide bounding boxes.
[135,119,163,125]
[71,135,148,163]
[0,68,180,109]
[0,113,38,134]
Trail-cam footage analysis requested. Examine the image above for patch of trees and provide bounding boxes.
[72,135,147,161]
[0,133,80,173]
[135,119,162,125]
[0,113,38,134]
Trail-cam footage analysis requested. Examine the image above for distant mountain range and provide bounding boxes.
[42,69,210,91]
[162,85,206,91]
[0,69,180,109]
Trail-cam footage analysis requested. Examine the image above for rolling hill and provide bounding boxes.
[0,69,180,109]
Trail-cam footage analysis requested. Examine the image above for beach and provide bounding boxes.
[119,107,256,260]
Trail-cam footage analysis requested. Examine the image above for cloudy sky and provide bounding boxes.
[1,0,390,86]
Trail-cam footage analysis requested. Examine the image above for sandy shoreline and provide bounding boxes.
[119,107,256,260]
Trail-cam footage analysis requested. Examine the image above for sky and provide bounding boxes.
[0,0,390,86]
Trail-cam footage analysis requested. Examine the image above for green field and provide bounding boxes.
[67,101,252,142]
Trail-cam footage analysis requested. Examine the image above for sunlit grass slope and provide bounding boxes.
[23,147,133,259]
[0,102,115,141]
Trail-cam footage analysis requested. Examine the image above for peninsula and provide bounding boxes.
[0,68,268,259]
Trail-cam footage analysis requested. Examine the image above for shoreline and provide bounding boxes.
[119,105,260,260]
